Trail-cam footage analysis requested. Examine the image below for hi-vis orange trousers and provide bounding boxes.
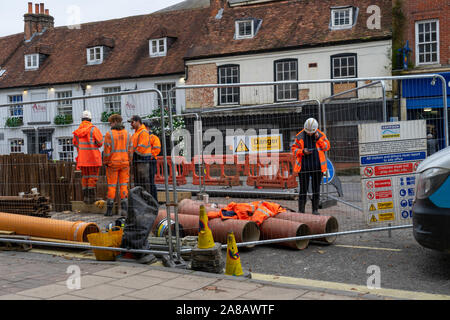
[106,166,129,200]
[81,166,100,189]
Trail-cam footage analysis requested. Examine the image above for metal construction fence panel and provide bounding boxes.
[163,75,448,252]
[0,74,447,266]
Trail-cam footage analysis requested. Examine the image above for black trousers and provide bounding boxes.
[148,159,158,202]
[133,162,151,195]
[298,169,322,209]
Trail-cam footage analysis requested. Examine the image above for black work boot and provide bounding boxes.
[104,199,114,217]
[298,200,305,213]
[120,199,128,217]
[312,198,320,215]
[87,188,96,205]
[82,188,89,204]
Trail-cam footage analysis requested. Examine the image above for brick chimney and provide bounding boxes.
[24,2,54,41]
[210,0,227,17]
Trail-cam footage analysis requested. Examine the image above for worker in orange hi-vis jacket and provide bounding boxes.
[143,119,161,202]
[129,115,153,196]
[72,110,104,204]
[291,118,330,215]
[103,114,132,217]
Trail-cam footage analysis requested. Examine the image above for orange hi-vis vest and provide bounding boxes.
[73,121,103,168]
[103,128,132,168]
[149,133,162,160]
[291,129,330,173]
[131,124,152,158]
[207,201,286,226]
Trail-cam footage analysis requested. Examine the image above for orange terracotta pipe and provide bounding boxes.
[0,212,99,242]
[153,211,260,246]
[178,199,226,216]
[274,212,339,244]
[260,218,310,250]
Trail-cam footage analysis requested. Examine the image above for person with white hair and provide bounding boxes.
[72,110,104,204]
[291,118,330,214]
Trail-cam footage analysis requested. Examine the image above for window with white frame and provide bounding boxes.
[274,59,298,102]
[24,54,39,70]
[235,20,254,39]
[156,83,176,111]
[416,20,439,65]
[149,38,167,57]
[57,138,74,162]
[331,7,353,29]
[331,54,357,79]
[56,91,73,116]
[10,139,24,153]
[103,87,121,113]
[87,46,103,64]
[8,95,23,120]
[218,65,240,105]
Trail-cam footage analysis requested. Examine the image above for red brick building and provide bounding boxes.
[398,0,449,70]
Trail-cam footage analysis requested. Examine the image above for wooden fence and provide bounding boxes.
[0,154,110,212]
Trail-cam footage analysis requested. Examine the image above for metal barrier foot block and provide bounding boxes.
[320,198,338,209]
[161,254,188,269]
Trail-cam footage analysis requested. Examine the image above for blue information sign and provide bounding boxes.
[360,152,426,166]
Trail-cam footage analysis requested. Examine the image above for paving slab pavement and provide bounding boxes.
[0,250,399,301]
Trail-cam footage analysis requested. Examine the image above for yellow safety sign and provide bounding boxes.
[235,139,249,153]
[250,136,281,151]
[378,212,395,221]
[378,201,394,210]
[369,204,377,211]
[370,215,377,223]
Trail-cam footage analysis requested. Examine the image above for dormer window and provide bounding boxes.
[330,6,357,30]
[236,20,254,39]
[87,46,104,64]
[150,38,167,57]
[25,53,39,70]
[234,18,262,40]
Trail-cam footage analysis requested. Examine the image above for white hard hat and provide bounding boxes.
[304,118,318,134]
[82,110,92,120]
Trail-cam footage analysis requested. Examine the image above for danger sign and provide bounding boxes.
[367,192,375,200]
[374,163,414,176]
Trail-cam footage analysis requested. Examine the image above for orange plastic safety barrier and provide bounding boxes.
[155,156,188,186]
[192,155,244,187]
[245,153,297,189]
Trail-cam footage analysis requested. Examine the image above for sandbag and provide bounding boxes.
[121,186,159,256]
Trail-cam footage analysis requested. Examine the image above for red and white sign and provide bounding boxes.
[366,180,374,189]
[375,190,392,200]
[364,167,374,177]
[374,179,392,188]
[374,163,414,176]
[367,192,375,200]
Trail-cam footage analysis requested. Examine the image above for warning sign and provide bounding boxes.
[378,212,395,221]
[359,120,427,226]
[235,139,249,153]
[230,134,283,154]
[374,163,414,176]
[251,135,281,152]
[364,167,374,177]
[375,179,392,188]
[375,190,392,200]
[378,201,394,210]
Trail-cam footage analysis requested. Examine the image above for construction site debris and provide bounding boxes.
[0,194,51,218]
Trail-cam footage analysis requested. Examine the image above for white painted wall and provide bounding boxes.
[186,40,392,106]
[0,75,185,159]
